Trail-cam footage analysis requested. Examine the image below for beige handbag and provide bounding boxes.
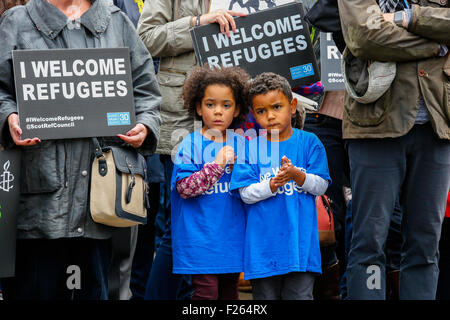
[90,138,149,227]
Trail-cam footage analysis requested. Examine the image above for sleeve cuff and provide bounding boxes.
[263,178,277,196]
[404,9,413,29]
[438,44,449,57]
[302,173,314,191]
[210,161,225,175]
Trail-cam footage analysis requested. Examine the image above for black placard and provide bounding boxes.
[12,48,136,140]
[320,32,345,91]
[190,2,319,88]
[0,148,20,278]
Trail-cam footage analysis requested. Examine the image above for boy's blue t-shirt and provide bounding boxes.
[170,130,246,274]
[230,128,331,280]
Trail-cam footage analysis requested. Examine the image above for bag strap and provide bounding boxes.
[92,138,108,176]
[320,195,333,229]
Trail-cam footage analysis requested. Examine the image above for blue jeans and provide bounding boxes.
[144,155,192,300]
[340,199,402,299]
[346,123,450,300]
[2,238,111,300]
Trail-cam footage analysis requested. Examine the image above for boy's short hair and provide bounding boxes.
[245,72,293,108]
[246,72,306,130]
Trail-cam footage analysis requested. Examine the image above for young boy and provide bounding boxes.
[230,73,331,300]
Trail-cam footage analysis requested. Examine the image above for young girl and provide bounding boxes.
[230,72,331,300]
[170,65,250,300]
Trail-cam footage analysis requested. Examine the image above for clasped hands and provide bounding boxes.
[269,156,305,193]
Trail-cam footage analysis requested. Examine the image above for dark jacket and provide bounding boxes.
[0,0,161,239]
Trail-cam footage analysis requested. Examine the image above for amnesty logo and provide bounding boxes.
[0,161,14,193]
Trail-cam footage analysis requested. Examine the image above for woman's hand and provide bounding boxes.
[117,123,148,148]
[7,113,41,146]
[197,9,247,36]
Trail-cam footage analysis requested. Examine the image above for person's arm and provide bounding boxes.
[407,5,450,46]
[0,12,17,148]
[117,16,162,154]
[275,160,330,196]
[0,11,40,148]
[137,0,246,58]
[239,179,277,204]
[137,0,194,58]
[176,145,235,199]
[301,173,329,196]
[337,0,440,62]
[176,162,224,199]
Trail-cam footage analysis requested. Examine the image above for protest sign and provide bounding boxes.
[0,147,20,278]
[12,48,135,140]
[209,0,294,13]
[320,32,345,91]
[190,2,319,88]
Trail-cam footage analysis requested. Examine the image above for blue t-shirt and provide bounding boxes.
[170,130,247,274]
[230,128,331,280]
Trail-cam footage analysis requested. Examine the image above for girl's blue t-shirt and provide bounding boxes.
[230,128,331,280]
[170,130,246,274]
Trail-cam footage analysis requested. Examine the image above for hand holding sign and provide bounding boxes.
[7,113,41,146]
[117,123,148,149]
[198,9,247,37]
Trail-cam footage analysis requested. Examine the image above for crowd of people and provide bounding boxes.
[0,0,449,301]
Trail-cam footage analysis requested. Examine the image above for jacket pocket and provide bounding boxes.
[344,89,391,127]
[157,70,186,114]
[20,141,62,194]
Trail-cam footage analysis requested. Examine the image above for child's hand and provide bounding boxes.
[269,156,293,192]
[277,162,300,185]
[280,156,291,169]
[278,156,306,186]
[215,146,235,168]
[269,176,285,192]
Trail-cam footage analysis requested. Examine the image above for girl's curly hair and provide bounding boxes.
[181,65,251,128]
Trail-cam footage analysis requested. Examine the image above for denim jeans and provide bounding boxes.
[144,154,192,300]
[2,238,112,300]
[340,199,402,299]
[250,272,316,300]
[346,123,450,300]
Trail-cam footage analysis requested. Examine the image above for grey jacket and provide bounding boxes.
[0,0,162,239]
[137,0,209,155]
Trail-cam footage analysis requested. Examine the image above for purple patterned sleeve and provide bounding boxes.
[176,162,225,199]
